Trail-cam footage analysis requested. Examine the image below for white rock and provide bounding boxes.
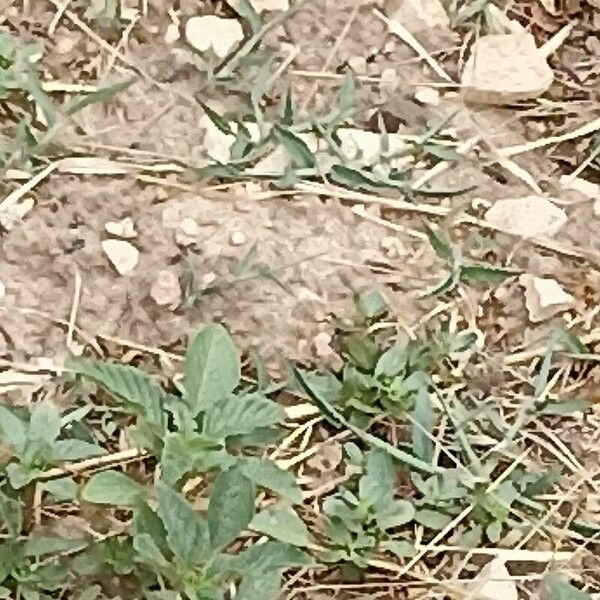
[470,558,518,600]
[520,274,575,323]
[461,33,553,104]
[185,16,244,58]
[150,270,181,307]
[105,217,137,239]
[414,87,441,105]
[560,175,600,199]
[230,231,247,246]
[101,240,139,275]
[202,272,218,286]
[175,218,200,246]
[386,0,450,32]
[164,23,180,44]
[249,0,289,10]
[0,197,34,231]
[484,196,567,238]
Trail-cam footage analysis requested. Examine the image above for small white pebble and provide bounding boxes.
[202,272,218,286]
[150,270,181,307]
[101,240,139,275]
[165,23,180,44]
[594,199,600,217]
[180,217,200,236]
[105,217,137,239]
[0,280,5,299]
[414,87,441,106]
[230,231,247,246]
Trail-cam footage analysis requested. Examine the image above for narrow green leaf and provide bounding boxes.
[82,470,145,506]
[375,344,407,378]
[294,368,442,474]
[423,224,453,261]
[411,385,434,464]
[460,264,519,285]
[51,439,105,461]
[227,0,262,33]
[250,507,310,547]
[0,490,22,536]
[338,71,356,114]
[23,537,85,557]
[380,539,416,558]
[208,467,255,549]
[41,477,77,502]
[133,533,169,569]
[273,126,315,169]
[0,406,26,447]
[184,324,241,415]
[328,164,386,192]
[29,401,61,445]
[240,457,302,503]
[414,509,452,530]
[156,481,209,567]
[343,334,379,371]
[65,78,134,115]
[425,271,459,297]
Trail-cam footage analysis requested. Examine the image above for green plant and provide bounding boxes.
[424,223,520,295]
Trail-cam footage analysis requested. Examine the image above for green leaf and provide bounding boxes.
[202,393,284,441]
[540,398,593,415]
[22,537,85,557]
[295,368,442,475]
[460,264,519,285]
[411,384,434,464]
[338,71,356,115]
[249,507,310,547]
[375,500,415,530]
[213,541,312,575]
[68,358,168,426]
[156,481,209,567]
[375,344,407,378]
[0,490,22,536]
[51,439,105,461]
[132,533,169,568]
[81,470,145,506]
[343,334,379,371]
[236,570,281,600]
[228,0,262,32]
[160,432,225,485]
[414,509,452,530]
[423,224,453,261]
[359,449,394,507]
[425,270,459,297]
[355,289,387,319]
[184,324,241,415]
[198,101,234,135]
[328,164,389,192]
[273,126,315,169]
[65,78,134,115]
[240,457,302,503]
[29,401,61,445]
[132,502,169,558]
[0,406,26,447]
[380,539,416,558]
[6,463,41,489]
[208,467,255,549]
[544,575,592,599]
[41,477,77,502]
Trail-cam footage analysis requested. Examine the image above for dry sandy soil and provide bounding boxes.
[2,0,600,597]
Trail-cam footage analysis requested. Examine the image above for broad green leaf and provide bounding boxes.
[240,457,302,503]
[343,334,379,371]
[295,368,442,475]
[41,477,77,502]
[160,432,226,485]
[0,490,22,536]
[273,126,315,169]
[544,575,592,599]
[236,569,281,600]
[380,539,416,558]
[23,537,85,557]
[68,358,168,426]
[29,401,61,444]
[213,541,311,575]
[65,78,134,115]
[359,449,394,507]
[6,463,42,489]
[411,385,434,463]
[0,406,26,447]
[375,500,415,530]
[202,393,284,441]
[132,503,169,558]
[414,509,452,530]
[51,439,105,461]
[423,224,453,261]
[250,507,310,547]
[375,344,407,378]
[355,289,387,319]
[460,264,519,285]
[0,541,23,584]
[184,324,241,415]
[81,470,145,506]
[156,481,209,567]
[208,467,255,549]
[132,533,169,569]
